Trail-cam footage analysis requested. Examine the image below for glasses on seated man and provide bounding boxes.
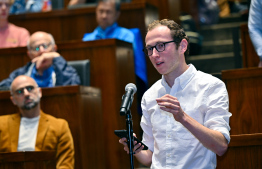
[14,85,37,95]
[30,43,53,52]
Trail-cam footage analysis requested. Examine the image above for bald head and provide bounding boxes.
[10,75,42,115]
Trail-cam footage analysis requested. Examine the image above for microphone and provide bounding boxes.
[120,83,137,115]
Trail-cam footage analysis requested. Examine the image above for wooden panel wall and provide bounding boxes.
[240,23,260,68]
[217,134,262,169]
[217,68,262,168]
[0,151,56,169]
[222,67,262,135]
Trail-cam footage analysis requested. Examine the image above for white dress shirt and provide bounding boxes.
[141,64,231,169]
[17,116,40,151]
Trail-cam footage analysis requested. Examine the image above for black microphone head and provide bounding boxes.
[125,83,137,94]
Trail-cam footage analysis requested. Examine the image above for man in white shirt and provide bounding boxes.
[119,19,231,169]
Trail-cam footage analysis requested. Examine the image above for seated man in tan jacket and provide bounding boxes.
[0,75,74,169]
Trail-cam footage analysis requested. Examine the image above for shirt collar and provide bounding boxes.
[161,64,197,90]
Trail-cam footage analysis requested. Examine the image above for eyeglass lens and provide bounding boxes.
[32,43,51,52]
[143,41,175,56]
[15,85,35,95]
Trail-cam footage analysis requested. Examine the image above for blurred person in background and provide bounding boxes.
[0,0,30,48]
[0,31,80,88]
[9,0,48,14]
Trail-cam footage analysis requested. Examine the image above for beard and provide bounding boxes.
[22,97,40,110]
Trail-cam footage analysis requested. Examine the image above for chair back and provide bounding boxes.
[68,60,90,86]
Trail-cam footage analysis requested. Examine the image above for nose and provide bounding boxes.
[101,11,108,19]
[39,45,46,52]
[151,47,160,58]
[23,88,30,96]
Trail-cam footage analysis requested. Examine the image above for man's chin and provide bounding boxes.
[22,102,38,110]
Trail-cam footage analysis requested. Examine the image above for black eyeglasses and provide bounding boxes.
[30,43,52,52]
[143,40,175,56]
[14,85,36,95]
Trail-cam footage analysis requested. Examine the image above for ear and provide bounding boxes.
[10,96,17,106]
[38,88,42,98]
[115,11,120,21]
[180,39,188,54]
[27,50,31,58]
[54,44,58,52]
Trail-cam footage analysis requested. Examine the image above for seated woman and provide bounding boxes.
[0,0,30,48]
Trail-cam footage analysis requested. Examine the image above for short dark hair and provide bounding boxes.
[147,19,190,57]
[98,0,121,11]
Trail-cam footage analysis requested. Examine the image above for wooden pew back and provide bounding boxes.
[222,67,262,135]
[240,23,260,68]
[0,151,56,169]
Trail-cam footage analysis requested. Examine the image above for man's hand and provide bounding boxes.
[31,52,60,75]
[156,94,185,122]
[119,133,144,155]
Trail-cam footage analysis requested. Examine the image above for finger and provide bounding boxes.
[119,138,127,144]
[123,146,129,154]
[134,144,144,154]
[31,57,39,63]
[133,142,142,150]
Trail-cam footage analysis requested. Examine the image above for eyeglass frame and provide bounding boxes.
[29,43,53,52]
[13,85,38,96]
[143,40,176,57]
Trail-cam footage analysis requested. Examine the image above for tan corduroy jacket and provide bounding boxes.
[0,111,75,169]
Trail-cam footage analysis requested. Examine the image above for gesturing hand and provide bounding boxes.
[156,94,185,122]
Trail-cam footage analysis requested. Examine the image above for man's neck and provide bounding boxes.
[164,63,189,87]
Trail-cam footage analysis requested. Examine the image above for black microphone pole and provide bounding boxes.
[120,83,137,169]
[126,109,134,169]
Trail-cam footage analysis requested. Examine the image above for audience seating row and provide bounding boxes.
[0,39,140,169]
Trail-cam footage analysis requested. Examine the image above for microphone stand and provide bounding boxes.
[125,109,135,169]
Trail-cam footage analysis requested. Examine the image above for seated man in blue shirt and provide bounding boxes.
[0,31,80,88]
[83,0,148,114]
